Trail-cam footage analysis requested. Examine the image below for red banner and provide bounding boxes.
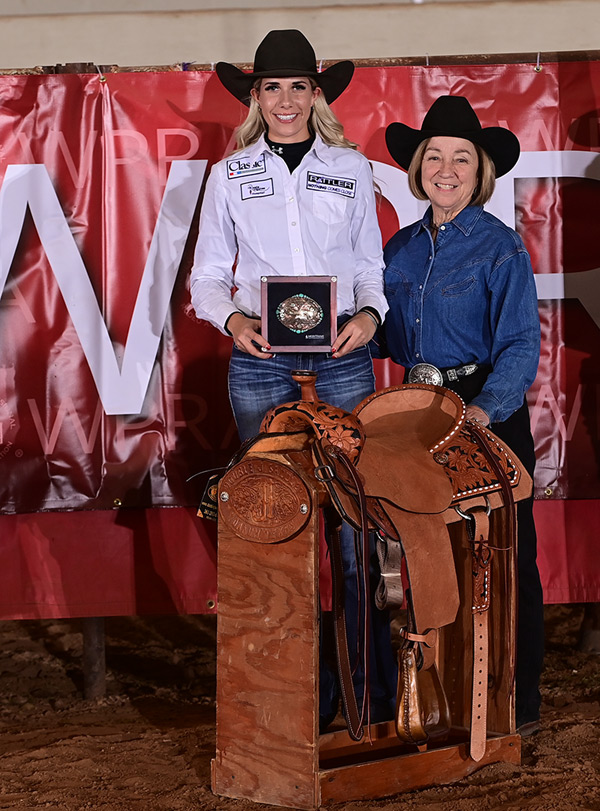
[0,61,598,616]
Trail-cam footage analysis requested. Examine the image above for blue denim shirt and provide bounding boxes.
[382,205,540,424]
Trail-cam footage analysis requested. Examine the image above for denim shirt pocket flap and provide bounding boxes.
[441,275,476,297]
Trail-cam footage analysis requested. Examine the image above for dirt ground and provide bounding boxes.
[0,604,598,811]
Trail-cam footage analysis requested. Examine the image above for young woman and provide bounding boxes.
[191,30,396,729]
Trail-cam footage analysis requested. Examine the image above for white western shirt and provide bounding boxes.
[190,135,387,334]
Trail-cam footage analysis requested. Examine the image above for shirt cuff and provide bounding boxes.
[470,392,500,426]
[358,306,382,326]
[224,311,243,336]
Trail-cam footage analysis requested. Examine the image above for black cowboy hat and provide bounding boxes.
[216,29,354,106]
[385,95,520,178]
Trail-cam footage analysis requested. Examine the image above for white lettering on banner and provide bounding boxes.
[28,397,104,454]
[0,160,207,415]
[529,383,584,441]
[25,393,214,455]
[11,129,200,188]
[53,131,98,189]
[373,150,600,330]
[534,268,600,330]
[104,130,148,166]
[371,162,428,227]
[165,393,211,451]
[1,282,36,323]
[156,129,200,187]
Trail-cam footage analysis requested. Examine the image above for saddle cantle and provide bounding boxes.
[218,370,531,760]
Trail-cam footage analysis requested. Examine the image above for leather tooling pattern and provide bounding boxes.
[219,457,311,543]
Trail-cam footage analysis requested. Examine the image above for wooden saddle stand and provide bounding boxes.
[210,371,531,809]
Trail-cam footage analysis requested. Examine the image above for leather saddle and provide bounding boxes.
[218,370,532,760]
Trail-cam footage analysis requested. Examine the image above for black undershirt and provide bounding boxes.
[266,134,315,173]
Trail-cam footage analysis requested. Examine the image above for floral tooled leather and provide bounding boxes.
[261,400,364,463]
[438,426,519,500]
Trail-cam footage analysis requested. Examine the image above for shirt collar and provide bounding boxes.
[311,135,332,164]
[244,135,270,162]
[417,204,483,237]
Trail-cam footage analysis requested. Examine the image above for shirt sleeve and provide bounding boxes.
[190,164,240,334]
[349,157,388,320]
[471,246,540,424]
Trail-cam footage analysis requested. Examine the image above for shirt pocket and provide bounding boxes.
[312,191,348,224]
[441,275,476,297]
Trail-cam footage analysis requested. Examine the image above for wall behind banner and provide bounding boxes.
[1,1,600,69]
[0,58,598,617]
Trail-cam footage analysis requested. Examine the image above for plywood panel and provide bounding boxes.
[212,469,320,809]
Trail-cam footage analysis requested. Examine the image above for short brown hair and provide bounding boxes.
[407,138,496,206]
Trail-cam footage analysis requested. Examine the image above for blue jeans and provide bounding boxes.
[228,346,376,441]
[228,346,397,725]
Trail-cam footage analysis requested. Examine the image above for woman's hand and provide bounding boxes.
[466,404,490,426]
[228,313,273,358]
[332,312,377,358]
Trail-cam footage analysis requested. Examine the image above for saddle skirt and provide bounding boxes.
[261,379,529,523]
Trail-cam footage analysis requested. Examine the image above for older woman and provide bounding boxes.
[191,30,396,731]
[382,95,543,734]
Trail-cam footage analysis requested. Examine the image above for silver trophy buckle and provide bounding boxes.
[407,363,444,386]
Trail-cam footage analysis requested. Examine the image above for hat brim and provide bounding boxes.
[385,121,520,178]
[216,60,354,106]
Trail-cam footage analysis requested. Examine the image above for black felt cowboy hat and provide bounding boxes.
[385,95,520,178]
[216,29,354,106]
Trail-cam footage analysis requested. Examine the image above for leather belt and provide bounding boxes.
[407,362,479,387]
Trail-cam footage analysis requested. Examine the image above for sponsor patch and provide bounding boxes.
[306,171,356,198]
[240,178,274,200]
[227,155,266,179]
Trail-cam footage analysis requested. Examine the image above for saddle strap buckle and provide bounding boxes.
[454,495,491,522]
[314,463,335,483]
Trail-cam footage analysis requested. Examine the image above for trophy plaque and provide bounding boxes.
[260,275,337,352]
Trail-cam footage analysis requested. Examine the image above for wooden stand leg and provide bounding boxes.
[212,466,320,809]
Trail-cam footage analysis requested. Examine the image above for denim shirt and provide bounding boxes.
[382,205,540,424]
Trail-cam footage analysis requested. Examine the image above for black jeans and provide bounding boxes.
[443,367,544,725]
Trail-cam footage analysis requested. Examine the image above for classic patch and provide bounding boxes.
[240,178,274,200]
[306,171,356,198]
[227,154,266,179]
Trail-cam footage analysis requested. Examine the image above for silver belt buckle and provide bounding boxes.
[407,362,444,386]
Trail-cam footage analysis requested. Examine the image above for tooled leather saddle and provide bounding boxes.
[217,370,532,761]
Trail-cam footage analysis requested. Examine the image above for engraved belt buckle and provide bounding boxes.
[276,293,324,334]
[407,362,444,386]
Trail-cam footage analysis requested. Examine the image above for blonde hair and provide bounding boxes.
[233,78,357,152]
[407,138,496,206]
